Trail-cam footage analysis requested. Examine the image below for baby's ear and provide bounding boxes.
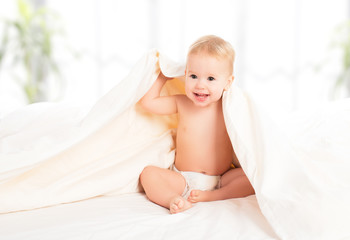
[224,75,234,91]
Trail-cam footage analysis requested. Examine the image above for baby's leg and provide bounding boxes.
[140,165,192,214]
[188,168,255,203]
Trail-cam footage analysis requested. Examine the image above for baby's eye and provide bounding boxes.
[208,76,215,81]
[190,74,197,79]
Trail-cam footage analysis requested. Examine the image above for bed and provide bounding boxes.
[0,193,278,239]
[1,50,349,239]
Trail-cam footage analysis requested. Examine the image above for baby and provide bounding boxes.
[139,35,254,214]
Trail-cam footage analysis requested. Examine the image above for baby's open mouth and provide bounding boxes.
[194,93,209,97]
[193,92,209,102]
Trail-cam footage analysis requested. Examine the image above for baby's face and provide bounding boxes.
[185,53,233,107]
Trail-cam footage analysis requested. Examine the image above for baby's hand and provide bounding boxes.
[159,72,173,81]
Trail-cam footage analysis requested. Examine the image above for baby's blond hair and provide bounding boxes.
[188,35,235,74]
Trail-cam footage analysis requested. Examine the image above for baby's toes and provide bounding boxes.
[170,203,179,213]
[188,190,200,202]
[170,197,184,214]
[174,197,184,209]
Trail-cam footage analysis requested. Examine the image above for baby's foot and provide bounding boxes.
[188,190,210,203]
[169,196,192,214]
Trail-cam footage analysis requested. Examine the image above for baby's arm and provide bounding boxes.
[139,72,177,115]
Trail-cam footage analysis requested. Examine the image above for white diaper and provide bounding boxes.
[172,165,221,199]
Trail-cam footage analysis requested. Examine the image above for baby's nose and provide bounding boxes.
[195,78,206,89]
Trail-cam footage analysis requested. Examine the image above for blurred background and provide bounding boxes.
[0,0,349,119]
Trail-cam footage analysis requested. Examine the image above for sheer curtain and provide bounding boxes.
[0,0,348,117]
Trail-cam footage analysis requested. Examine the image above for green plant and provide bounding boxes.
[0,0,62,103]
[332,20,350,98]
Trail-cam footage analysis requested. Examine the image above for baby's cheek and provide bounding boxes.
[184,84,194,95]
[213,91,224,101]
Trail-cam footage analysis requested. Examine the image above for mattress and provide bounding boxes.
[0,193,278,239]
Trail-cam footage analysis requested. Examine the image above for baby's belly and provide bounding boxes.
[175,127,234,175]
[174,149,232,176]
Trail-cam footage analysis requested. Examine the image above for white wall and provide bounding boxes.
[0,0,348,118]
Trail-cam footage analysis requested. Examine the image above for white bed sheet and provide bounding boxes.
[0,193,278,240]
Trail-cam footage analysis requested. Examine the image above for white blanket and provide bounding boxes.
[1,49,350,239]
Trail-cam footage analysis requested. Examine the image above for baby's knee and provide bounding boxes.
[140,165,157,183]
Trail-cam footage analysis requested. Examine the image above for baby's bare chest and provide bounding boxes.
[177,111,231,150]
[176,114,233,173]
